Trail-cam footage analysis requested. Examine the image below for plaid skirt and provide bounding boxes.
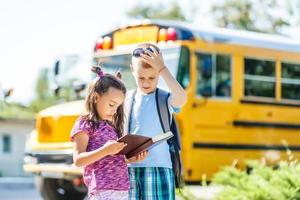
[128,167,175,200]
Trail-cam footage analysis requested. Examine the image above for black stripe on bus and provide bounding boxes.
[193,143,300,151]
[241,99,300,107]
[233,120,300,129]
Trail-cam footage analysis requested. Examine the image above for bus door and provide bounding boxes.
[188,51,233,179]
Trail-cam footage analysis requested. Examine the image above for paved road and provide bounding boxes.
[0,187,42,200]
[0,177,41,200]
[0,177,221,200]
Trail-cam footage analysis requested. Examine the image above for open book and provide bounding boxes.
[118,131,173,159]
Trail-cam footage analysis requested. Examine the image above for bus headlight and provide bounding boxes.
[24,155,38,165]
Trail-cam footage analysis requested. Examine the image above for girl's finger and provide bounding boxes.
[117,143,125,147]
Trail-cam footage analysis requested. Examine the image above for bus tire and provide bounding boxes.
[35,176,86,200]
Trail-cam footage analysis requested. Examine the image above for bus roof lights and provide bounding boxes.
[158,27,177,42]
[95,38,103,52]
[95,36,112,52]
[158,28,167,42]
[103,36,112,49]
[167,27,177,41]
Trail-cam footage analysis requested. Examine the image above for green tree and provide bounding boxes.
[211,0,299,34]
[127,1,187,21]
[35,67,50,101]
[30,67,57,112]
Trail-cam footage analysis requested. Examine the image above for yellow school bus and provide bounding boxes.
[24,20,300,199]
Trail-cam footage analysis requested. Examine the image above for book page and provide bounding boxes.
[152,131,173,143]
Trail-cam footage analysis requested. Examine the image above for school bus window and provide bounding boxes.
[244,58,275,98]
[161,47,181,78]
[281,61,300,100]
[156,47,182,90]
[196,53,231,98]
[177,46,190,89]
[216,55,231,97]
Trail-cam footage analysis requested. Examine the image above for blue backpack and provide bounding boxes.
[124,88,184,188]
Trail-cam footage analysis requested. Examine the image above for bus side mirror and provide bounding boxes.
[73,82,86,99]
[54,61,60,76]
[4,88,14,98]
[73,83,86,93]
[54,86,61,96]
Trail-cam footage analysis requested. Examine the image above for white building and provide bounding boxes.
[0,118,33,176]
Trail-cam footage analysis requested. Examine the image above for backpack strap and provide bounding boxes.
[155,88,181,150]
[124,89,137,134]
[155,88,171,132]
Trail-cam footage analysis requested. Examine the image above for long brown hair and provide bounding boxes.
[83,66,126,138]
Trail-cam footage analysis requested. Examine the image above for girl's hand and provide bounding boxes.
[103,140,127,155]
[126,151,148,163]
[141,47,165,73]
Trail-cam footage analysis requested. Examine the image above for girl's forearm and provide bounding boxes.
[74,146,109,167]
[160,68,187,107]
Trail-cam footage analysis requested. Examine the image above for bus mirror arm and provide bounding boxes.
[54,61,60,76]
[73,83,86,94]
[54,86,61,96]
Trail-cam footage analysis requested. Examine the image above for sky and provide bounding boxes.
[0,0,212,104]
[0,0,131,104]
[0,0,298,104]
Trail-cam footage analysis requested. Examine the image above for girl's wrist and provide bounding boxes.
[99,146,110,157]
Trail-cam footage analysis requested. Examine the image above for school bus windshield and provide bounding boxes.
[95,46,182,91]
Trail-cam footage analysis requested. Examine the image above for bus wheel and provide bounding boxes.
[35,176,87,200]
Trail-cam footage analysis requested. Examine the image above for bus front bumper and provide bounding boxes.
[23,163,82,178]
[23,149,82,179]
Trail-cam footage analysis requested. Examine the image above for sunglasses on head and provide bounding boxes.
[132,46,160,57]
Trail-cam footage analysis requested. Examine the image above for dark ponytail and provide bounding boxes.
[84,66,126,137]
